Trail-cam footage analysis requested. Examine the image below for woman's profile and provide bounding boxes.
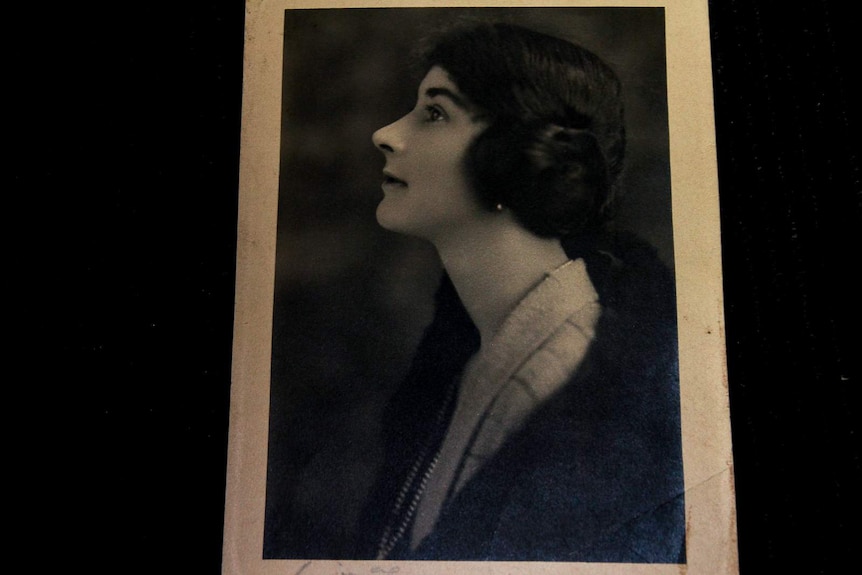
[354,21,686,562]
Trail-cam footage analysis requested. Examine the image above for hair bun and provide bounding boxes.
[528,124,608,182]
[519,122,612,237]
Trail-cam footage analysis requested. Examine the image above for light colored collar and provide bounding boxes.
[466,258,597,399]
[410,257,601,549]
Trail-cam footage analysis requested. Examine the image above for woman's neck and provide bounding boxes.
[433,216,569,346]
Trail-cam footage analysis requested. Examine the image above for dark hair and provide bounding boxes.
[415,21,626,238]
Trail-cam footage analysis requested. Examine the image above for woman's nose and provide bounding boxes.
[372,118,403,153]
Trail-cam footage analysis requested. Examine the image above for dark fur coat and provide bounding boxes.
[357,232,686,563]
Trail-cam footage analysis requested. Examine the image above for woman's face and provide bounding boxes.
[372,66,489,242]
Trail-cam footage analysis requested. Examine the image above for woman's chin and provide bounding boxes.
[375,200,406,233]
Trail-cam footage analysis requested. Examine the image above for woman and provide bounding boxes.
[358,21,685,563]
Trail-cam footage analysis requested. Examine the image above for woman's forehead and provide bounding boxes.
[418,67,460,97]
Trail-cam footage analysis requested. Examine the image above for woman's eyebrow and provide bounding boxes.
[425,87,470,111]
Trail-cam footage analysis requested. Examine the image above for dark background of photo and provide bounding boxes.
[15,1,857,574]
[265,7,672,559]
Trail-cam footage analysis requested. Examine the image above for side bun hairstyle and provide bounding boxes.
[416,21,626,239]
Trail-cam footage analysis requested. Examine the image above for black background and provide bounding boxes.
[15,1,857,573]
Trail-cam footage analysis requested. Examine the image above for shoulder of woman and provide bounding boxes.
[570,230,676,322]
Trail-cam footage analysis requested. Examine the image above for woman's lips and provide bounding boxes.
[382,171,407,188]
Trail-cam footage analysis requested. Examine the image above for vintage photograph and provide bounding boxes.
[224,2,736,573]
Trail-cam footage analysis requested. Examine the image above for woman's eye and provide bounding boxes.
[424,105,446,122]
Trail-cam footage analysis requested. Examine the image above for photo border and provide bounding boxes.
[223,1,737,573]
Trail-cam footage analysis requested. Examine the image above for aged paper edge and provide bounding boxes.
[222,1,739,574]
